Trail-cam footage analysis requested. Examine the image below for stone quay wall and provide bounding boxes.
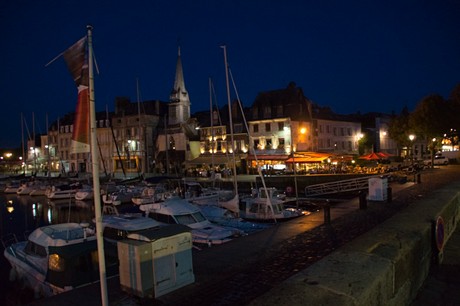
[250,180,460,306]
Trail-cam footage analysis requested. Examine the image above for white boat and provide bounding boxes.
[74,185,94,201]
[239,187,306,222]
[3,223,104,298]
[139,196,243,246]
[2,212,163,299]
[46,182,82,199]
[100,212,162,244]
[16,181,35,195]
[16,180,51,196]
[4,181,21,194]
[102,185,142,206]
[131,185,172,205]
[29,184,49,196]
[183,181,239,213]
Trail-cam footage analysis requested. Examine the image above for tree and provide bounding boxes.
[388,106,411,150]
[447,83,460,133]
[409,94,450,140]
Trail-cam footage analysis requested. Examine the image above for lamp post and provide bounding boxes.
[430,138,437,168]
[409,134,415,167]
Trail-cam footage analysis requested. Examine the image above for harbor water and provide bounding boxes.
[0,193,96,305]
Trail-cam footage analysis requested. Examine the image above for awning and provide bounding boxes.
[285,152,333,163]
[285,156,328,163]
[246,154,289,161]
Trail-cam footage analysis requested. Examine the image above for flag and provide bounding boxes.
[63,37,90,154]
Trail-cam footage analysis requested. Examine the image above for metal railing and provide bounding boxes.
[304,175,380,197]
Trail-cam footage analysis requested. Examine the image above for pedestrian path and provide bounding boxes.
[410,222,460,305]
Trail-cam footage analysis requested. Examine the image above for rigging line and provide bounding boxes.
[210,79,224,126]
[229,67,273,217]
[23,115,32,141]
[92,49,100,75]
[210,78,231,164]
[229,68,251,147]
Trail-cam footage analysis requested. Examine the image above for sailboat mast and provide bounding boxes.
[221,45,238,196]
[136,78,142,175]
[209,78,215,183]
[21,113,25,175]
[87,25,109,306]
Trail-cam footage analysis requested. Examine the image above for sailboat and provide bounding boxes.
[221,46,305,222]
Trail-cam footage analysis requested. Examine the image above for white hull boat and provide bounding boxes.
[139,196,243,246]
[46,182,82,199]
[239,187,306,222]
[3,223,102,298]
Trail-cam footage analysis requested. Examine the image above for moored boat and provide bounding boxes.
[2,223,111,298]
[239,187,306,222]
[139,196,244,246]
[102,185,143,206]
[46,182,82,199]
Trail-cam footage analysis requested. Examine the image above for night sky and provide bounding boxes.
[1,0,460,148]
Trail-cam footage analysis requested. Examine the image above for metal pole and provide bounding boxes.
[87,25,109,306]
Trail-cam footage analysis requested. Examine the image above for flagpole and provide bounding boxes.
[87,25,109,306]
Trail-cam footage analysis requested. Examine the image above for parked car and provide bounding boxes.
[423,155,449,166]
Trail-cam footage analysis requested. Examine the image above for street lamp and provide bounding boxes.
[409,134,415,166]
[430,138,437,168]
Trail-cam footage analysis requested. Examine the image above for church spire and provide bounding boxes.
[168,46,190,125]
[171,46,187,101]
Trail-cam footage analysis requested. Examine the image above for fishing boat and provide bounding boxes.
[139,196,243,246]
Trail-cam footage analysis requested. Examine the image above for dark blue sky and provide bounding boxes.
[1,0,460,148]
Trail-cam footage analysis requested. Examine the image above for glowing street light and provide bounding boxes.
[409,134,416,166]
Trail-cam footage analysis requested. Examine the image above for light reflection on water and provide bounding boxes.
[0,193,95,305]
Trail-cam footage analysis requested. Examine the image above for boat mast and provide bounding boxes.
[87,25,109,306]
[221,45,238,196]
[209,77,215,186]
[228,68,276,220]
[136,78,142,176]
[21,113,25,175]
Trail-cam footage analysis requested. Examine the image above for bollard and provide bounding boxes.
[323,201,331,225]
[416,173,421,184]
[359,191,367,209]
[387,186,392,203]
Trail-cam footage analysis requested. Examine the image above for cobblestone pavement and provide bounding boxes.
[153,166,460,306]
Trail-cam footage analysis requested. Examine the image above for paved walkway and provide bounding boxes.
[410,222,460,306]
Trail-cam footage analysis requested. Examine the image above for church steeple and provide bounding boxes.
[169,47,190,125]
